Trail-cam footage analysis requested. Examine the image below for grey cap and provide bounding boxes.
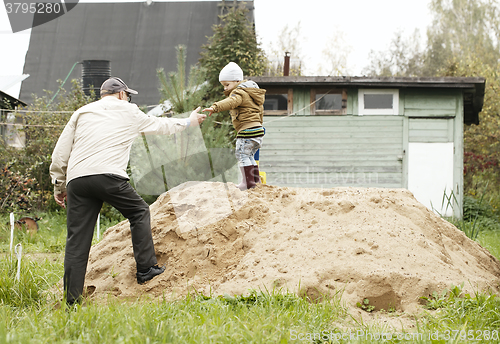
[100,77,138,96]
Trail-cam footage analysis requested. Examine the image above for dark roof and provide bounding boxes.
[21,1,254,107]
[251,76,485,125]
[0,91,27,109]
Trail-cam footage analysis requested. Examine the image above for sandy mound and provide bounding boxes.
[83,182,500,313]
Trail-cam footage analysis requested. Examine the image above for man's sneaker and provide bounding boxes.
[136,265,165,284]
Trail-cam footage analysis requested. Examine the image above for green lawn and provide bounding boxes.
[1,212,499,343]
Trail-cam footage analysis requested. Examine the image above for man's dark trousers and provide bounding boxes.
[65,174,157,304]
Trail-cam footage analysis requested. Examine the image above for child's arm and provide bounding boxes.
[203,91,244,116]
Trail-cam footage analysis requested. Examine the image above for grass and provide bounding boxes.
[0,210,123,253]
[0,211,499,343]
[478,230,500,259]
[0,291,348,344]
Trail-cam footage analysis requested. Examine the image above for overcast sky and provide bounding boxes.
[0,0,433,98]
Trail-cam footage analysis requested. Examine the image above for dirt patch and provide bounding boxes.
[72,182,500,313]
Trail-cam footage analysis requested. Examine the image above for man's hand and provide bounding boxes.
[202,107,214,117]
[55,192,67,208]
[189,107,207,127]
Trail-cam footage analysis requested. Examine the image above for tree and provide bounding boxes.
[363,0,500,212]
[199,5,267,102]
[442,56,500,206]
[364,0,500,77]
[158,45,207,114]
[317,31,354,76]
[157,45,232,151]
[363,29,424,76]
[264,22,305,76]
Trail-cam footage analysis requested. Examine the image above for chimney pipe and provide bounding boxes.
[283,52,290,76]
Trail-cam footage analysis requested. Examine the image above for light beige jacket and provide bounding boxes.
[50,96,189,194]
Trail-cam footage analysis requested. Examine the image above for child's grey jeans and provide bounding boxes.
[235,137,263,167]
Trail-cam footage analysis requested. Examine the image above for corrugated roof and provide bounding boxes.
[21,1,254,107]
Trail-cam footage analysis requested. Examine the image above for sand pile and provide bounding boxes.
[82,182,500,313]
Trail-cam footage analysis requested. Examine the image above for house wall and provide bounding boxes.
[259,87,464,217]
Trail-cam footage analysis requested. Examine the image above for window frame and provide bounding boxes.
[263,87,293,116]
[358,89,399,115]
[310,88,347,115]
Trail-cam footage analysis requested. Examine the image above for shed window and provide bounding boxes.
[263,88,292,115]
[317,94,342,110]
[264,95,288,111]
[358,89,399,115]
[311,88,347,115]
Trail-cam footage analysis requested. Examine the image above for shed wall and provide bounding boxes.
[260,116,404,188]
[259,87,463,214]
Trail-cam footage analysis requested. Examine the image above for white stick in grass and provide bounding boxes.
[15,243,22,282]
[10,212,15,253]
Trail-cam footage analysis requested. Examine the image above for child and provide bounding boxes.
[203,62,266,190]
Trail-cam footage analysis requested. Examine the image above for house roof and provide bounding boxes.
[21,1,254,107]
[0,75,30,92]
[0,91,27,109]
[251,76,485,125]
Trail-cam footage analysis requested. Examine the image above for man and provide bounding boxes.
[50,77,206,305]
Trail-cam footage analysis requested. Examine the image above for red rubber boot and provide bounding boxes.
[238,165,256,190]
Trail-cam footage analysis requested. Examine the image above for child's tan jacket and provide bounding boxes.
[210,80,266,133]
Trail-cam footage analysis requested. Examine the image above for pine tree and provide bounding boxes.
[199,5,266,102]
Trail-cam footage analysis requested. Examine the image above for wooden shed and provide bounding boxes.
[0,90,27,148]
[251,76,485,217]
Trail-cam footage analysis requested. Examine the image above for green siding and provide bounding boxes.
[404,90,458,118]
[293,87,310,116]
[260,116,404,188]
[408,118,454,142]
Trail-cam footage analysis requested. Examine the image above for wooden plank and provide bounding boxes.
[402,116,409,188]
[260,149,405,156]
[264,115,403,122]
[405,109,456,117]
[262,155,402,162]
[262,166,402,173]
[293,87,310,116]
[409,131,450,138]
[261,160,403,168]
[266,123,401,134]
[454,98,463,218]
[408,118,453,143]
[404,93,457,110]
[264,172,403,188]
[263,137,403,145]
[409,121,449,130]
[264,133,403,140]
[262,143,405,151]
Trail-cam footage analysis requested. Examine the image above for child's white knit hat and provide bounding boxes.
[219,62,243,81]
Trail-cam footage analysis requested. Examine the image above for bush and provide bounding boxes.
[1,80,93,215]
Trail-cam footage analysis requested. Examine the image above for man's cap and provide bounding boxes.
[100,77,138,96]
[219,62,243,82]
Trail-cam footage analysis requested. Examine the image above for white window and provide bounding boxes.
[358,89,399,115]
